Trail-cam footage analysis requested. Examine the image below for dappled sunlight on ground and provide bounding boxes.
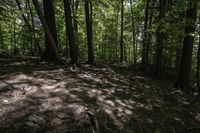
[0,59,200,132]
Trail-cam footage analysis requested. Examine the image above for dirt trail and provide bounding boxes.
[0,59,200,133]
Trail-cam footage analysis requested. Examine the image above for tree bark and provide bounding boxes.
[0,23,3,50]
[142,0,150,66]
[85,0,94,64]
[64,0,79,65]
[174,0,198,92]
[42,0,58,60]
[156,0,167,74]
[190,16,200,105]
[147,0,154,64]
[13,18,17,55]
[114,4,120,62]
[120,0,124,63]
[73,0,79,33]
[32,0,63,63]
[129,0,136,64]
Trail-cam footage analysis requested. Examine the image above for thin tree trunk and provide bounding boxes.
[142,0,150,66]
[25,0,33,55]
[15,0,32,30]
[64,0,79,65]
[156,0,167,74]
[130,0,136,64]
[13,18,17,55]
[147,0,154,64]
[115,4,120,62]
[85,0,94,64]
[0,23,3,50]
[120,0,124,63]
[74,0,79,33]
[28,0,42,56]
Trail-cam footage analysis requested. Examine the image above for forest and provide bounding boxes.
[0,0,200,132]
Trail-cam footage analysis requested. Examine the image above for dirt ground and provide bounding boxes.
[0,58,200,133]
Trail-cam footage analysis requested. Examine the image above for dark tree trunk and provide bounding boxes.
[25,0,33,55]
[32,0,63,63]
[120,0,124,63]
[142,0,150,66]
[174,0,198,92]
[129,0,136,64]
[156,0,167,74]
[85,0,94,64]
[64,0,79,65]
[42,0,58,60]
[15,0,32,30]
[115,4,120,62]
[74,0,79,33]
[13,18,17,55]
[175,37,182,70]
[147,0,154,64]
[0,23,3,50]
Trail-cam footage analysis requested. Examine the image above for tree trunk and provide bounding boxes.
[15,0,32,30]
[142,0,150,66]
[64,0,79,65]
[174,0,198,92]
[190,16,200,105]
[115,4,120,62]
[175,37,182,70]
[156,0,167,74]
[32,0,63,63]
[129,0,136,64]
[28,0,42,56]
[0,23,3,50]
[73,0,79,33]
[120,0,124,63]
[147,0,154,64]
[13,18,17,55]
[85,0,94,64]
[42,0,58,60]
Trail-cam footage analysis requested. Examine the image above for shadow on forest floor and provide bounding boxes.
[0,58,200,133]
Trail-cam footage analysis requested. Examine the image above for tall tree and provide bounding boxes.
[174,0,198,92]
[43,0,58,60]
[120,0,124,63]
[190,16,200,104]
[64,0,79,65]
[129,0,137,64]
[73,0,79,33]
[0,23,3,50]
[85,0,94,64]
[147,0,155,64]
[142,0,150,66]
[32,0,63,63]
[156,0,168,74]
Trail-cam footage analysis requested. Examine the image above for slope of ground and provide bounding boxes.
[0,58,200,133]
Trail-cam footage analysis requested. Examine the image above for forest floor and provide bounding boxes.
[0,58,200,133]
